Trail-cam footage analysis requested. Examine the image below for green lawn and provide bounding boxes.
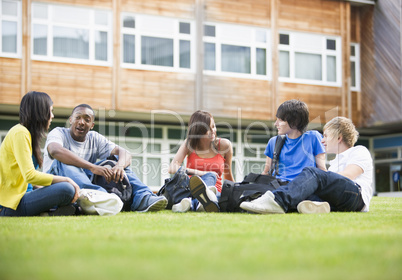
[0,196,401,280]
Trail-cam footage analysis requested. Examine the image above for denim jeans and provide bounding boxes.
[47,160,153,211]
[0,182,75,217]
[273,167,365,212]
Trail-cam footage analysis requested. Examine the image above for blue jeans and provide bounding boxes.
[273,167,365,212]
[47,160,153,211]
[0,182,75,217]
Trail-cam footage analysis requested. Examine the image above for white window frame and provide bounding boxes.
[278,31,342,87]
[0,0,22,58]
[121,13,195,73]
[350,43,361,91]
[203,22,271,80]
[31,2,112,66]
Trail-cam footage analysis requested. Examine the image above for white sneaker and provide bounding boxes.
[196,186,218,212]
[189,176,219,212]
[172,198,192,213]
[297,200,330,214]
[240,191,285,214]
[208,186,217,195]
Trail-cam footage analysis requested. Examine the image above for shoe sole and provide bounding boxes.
[189,176,219,212]
[138,198,168,213]
[297,201,330,214]
[49,205,77,216]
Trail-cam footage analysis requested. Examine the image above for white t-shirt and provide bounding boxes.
[43,127,116,173]
[328,145,373,212]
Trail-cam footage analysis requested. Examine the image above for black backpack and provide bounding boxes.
[157,167,190,210]
[92,160,133,211]
[219,135,288,212]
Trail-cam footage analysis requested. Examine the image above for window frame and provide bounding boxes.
[203,22,271,80]
[121,13,195,73]
[0,0,22,58]
[278,31,342,87]
[350,43,361,91]
[31,2,113,66]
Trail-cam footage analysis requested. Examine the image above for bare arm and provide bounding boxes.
[222,140,234,182]
[338,164,364,181]
[47,142,114,181]
[168,141,215,177]
[262,156,272,175]
[315,153,327,171]
[110,146,132,182]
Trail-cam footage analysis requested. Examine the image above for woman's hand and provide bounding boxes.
[66,178,80,203]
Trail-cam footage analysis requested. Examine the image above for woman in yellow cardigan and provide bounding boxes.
[0,91,80,216]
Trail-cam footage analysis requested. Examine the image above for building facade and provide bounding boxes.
[0,0,401,194]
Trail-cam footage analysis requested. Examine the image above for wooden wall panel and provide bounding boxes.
[30,61,113,110]
[278,0,342,35]
[205,0,270,27]
[119,70,195,114]
[121,0,195,18]
[0,58,22,105]
[36,0,113,9]
[360,1,402,127]
[278,82,343,123]
[203,76,271,120]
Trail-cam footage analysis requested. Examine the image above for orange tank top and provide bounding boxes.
[186,140,225,192]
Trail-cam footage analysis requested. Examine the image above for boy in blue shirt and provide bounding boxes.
[262,100,326,180]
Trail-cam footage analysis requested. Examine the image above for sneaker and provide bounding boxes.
[196,186,217,212]
[239,191,285,214]
[172,198,192,213]
[189,176,219,212]
[297,200,330,214]
[49,205,77,216]
[137,195,168,213]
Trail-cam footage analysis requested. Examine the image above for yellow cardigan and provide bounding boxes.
[0,124,53,210]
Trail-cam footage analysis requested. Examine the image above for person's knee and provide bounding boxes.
[59,182,76,199]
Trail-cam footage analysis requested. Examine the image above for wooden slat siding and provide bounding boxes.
[21,0,31,99]
[112,0,121,110]
[203,76,271,120]
[30,61,113,109]
[278,82,343,123]
[278,0,342,35]
[36,0,113,9]
[271,0,279,120]
[0,58,22,104]
[121,0,195,18]
[118,70,195,114]
[360,6,376,126]
[204,0,270,27]
[360,1,402,127]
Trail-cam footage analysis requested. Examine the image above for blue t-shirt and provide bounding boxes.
[265,130,325,182]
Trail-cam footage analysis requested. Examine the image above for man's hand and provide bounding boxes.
[90,164,114,182]
[111,165,125,183]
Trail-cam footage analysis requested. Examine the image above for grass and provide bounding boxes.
[0,196,401,280]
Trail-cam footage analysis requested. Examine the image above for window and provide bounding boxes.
[31,3,112,65]
[279,31,341,86]
[350,43,360,91]
[0,0,21,57]
[121,13,193,72]
[203,23,270,79]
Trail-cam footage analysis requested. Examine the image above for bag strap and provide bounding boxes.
[268,135,286,176]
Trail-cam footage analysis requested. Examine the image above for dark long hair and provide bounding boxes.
[19,91,53,168]
[186,110,213,152]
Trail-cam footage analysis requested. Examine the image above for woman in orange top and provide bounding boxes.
[168,110,234,212]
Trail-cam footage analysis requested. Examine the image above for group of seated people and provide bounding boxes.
[0,91,373,216]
